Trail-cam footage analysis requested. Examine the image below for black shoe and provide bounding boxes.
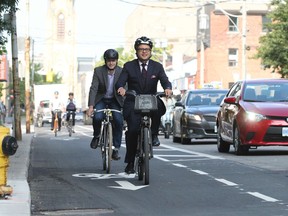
[152,134,160,146]
[51,128,54,131]
[125,162,135,174]
[90,136,99,149]
[112,149,121,160]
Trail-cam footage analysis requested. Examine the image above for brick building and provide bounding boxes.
[196,1,279,89]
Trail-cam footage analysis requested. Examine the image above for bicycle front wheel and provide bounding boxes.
[100,125,107,171]
[68,120,73,137]
[54,119,58,137]
[143,127,150,185]
[105,123,113,174]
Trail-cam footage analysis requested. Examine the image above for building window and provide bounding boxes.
[228,16,238,32]
[262,15,271,32]
[228,48,238,67]
[57,13,65,40]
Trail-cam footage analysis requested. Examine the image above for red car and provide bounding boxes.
[216,78,288,155]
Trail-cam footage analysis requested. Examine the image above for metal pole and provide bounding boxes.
[25,0,31,133]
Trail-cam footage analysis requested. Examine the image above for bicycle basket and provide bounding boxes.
[134,95,158,113]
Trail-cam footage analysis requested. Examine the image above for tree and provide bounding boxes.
[256,0,288,78]
[95,45,172,68]
[0,0,18,55]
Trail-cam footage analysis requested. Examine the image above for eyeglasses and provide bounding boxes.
[137,48,151,52]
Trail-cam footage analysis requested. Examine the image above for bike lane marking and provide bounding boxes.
[151,145,285,205]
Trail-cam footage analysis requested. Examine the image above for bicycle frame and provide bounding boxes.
[126,90,166,185]
[53,109,61,137]
[66,110,75,137]
[94,108,121,173]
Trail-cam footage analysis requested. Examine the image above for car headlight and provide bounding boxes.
[246,111,266,122]
[186,113,202,121]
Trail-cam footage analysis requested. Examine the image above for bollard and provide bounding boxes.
[0,126,18,198]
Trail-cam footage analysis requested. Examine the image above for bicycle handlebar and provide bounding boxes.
[90,108,122,118]
[125,90,167,98]
[94,108,122,113]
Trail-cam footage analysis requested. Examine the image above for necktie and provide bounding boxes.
[141,63,147,78]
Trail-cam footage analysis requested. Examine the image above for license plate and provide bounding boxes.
[282,127,288,137]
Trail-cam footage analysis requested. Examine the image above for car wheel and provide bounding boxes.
[172,120,181,143]
[217,126,230,153]
[181,125,190,144]
[234,125,249,155]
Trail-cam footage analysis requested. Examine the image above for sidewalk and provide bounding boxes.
[0,118,33,216]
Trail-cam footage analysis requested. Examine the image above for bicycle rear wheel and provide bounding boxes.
[143,127,150,185]
[105,123,113,173]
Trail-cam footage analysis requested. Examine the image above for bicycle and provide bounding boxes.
[53,109,61,137]
[126,90,166,185]
[66,110,75,137]
[93,107,122,173]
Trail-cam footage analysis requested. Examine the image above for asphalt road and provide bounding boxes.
[28,123,288,216]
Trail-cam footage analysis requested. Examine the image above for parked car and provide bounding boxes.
[172,89,228,144]
[35,100,52,127]
[75,111,83,121]
[216,78,288,155]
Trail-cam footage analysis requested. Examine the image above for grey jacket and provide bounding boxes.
[88,65,123,107]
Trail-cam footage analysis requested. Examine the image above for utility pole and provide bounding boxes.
[10,9,22,141]
[25,0,31,133]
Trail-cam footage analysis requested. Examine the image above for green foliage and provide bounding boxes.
[256,0,288,78]
[0,0,19,55]
[94,45,172,68]
[31,63,62,84]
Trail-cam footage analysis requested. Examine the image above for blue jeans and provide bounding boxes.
[93,98,123,149]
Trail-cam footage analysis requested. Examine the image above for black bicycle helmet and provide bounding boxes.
[134,36,153,50]
[103,49,119,60]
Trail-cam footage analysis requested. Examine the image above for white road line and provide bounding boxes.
[247,192,279,202]
[190,170,209,175]
[215,178,238,186]
[76,125,93,131]
[172,163,187,168]
[160,144,224,160]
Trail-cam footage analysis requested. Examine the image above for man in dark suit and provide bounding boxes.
[116,36,172,174]
[88,49,123,160]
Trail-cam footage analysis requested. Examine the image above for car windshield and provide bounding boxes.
[244,82,288,102]
[187,90,227,106]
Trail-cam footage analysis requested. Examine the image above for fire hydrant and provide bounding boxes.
[0,126,18,198]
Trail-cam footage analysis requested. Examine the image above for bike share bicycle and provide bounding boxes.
[52,109,62,137]
[126,90,166,185]
[92,108,122,173]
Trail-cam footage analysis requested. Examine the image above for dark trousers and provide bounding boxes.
[66,110,76,126]
[92,98,123,149]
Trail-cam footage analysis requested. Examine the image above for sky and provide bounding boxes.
[16,0,141,59]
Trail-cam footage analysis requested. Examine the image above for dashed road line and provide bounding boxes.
[247,192,279,202]
[214,178,238,186]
